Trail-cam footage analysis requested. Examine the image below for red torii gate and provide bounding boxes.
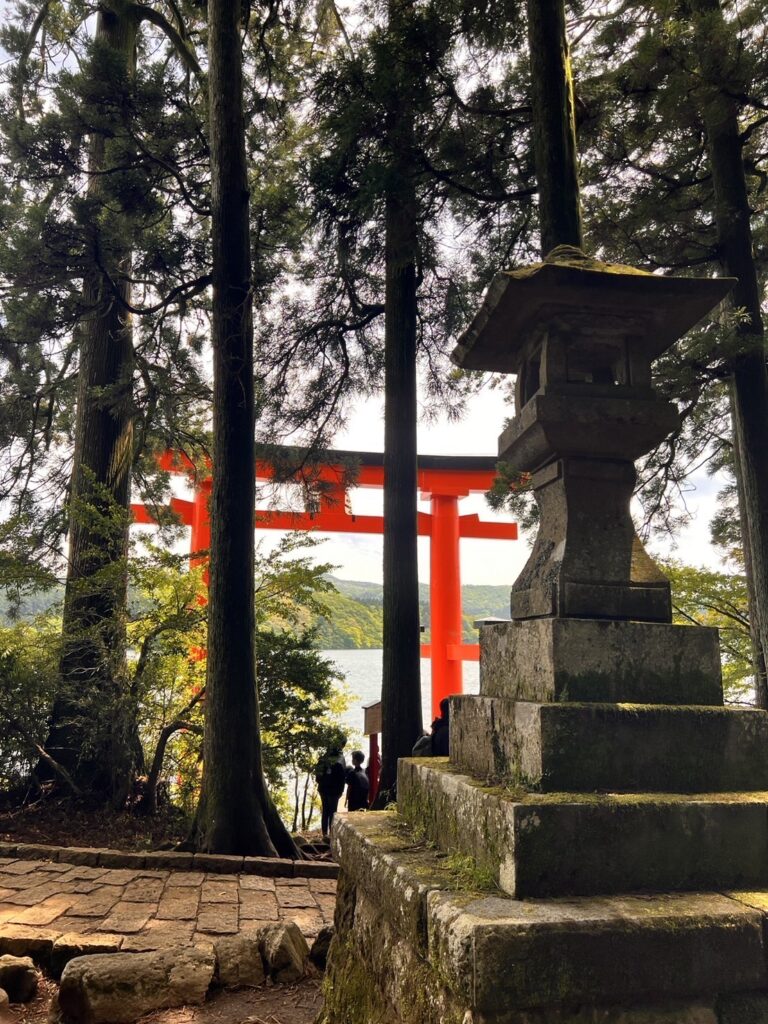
[131,448,517,718]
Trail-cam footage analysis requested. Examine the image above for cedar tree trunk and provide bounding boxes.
[191,0,299,855]
[376,0,424,805]
[43,5,141,806]
[525,0,583,255]
[693,0,768,708]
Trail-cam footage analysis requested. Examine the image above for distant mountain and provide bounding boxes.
[310,576,510,650]
[0,576,511,653]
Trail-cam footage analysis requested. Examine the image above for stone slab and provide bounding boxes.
[239,892,279,920]
[241,856,294,877]
[399,759,768,898]
[14,844,59,861]
[429,889,766,1012]
[201,879,239,904]
[0,860,41,875]
[331,815,453,947]
[58,848,102,867]
[50,934,123,980]
[479,618,723,705]
[55,946,216,1023]
[96,851,146,870]
[293,860,338,879]
[0,926,59,963]
[143,851,194,871]
[451,697,768,792]
[96,903,153,934]
[192,853,243,873]
[327,813,768,1019]
[196,904,239,935]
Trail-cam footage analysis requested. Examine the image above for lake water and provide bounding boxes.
[323,649,480,739]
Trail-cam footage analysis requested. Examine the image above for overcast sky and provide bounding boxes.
[252,385,727,589]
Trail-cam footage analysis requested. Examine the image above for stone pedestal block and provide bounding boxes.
[398,759,768,898]
[480,618,722,705]
[321,815,768,1024]
[450,697,768,792]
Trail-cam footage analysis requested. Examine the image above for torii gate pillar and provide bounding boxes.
[428,494,463,713]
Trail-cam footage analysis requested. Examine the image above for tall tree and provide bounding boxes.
[689,0,768,707]
[44,3,141,805]
[569,0,768,703]
[263,0,530,802]
[377,0,424,803]
[191,0,298,856]
[0,0,209,804]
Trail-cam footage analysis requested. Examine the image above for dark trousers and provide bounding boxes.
[320,793,341,836]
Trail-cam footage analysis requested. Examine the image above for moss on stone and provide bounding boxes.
[320,936,394,1024]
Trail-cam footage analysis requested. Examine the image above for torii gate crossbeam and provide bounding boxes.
[131,449,518,719]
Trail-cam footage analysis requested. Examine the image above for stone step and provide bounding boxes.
[451,696,768,792]
[332,813,768,1015]
[399,758,768,898]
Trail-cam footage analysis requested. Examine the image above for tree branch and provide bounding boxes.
[128,2,204,83]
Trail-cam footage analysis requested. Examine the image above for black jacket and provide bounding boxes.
[316,753,346,798]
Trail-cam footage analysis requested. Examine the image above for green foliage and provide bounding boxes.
[0,0,212,571]
[125,536,351,823]
[127,548,207,813]
[257,628,351,830]
[664,559,752,700]
[310,589,385,648]
[0,616,61,791]
[443,852,499,893]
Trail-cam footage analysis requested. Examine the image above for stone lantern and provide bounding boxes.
[453,244,732,623]
[452,245,735,704]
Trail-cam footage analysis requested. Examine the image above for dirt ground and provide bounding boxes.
[0,798,189,852]
[0,798,329,862]
[5,977,324,1024]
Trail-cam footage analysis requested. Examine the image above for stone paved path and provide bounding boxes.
[0,859,336,952]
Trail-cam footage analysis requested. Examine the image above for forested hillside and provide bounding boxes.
[310,577,510,649]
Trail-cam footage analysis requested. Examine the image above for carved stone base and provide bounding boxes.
[479,618,723,705]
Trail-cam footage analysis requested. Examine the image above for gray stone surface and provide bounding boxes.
[479,618,723,705]
[428,888,766,1012]
[331,815,451,945]
[450,697,768,792]
[213,935,265,987]
[54,946,216,1023]
[0,954,37,1002]
[322,814,768,1022]
[399,759,768,897]
[452,252,731,627]
[258,921,309,983]
[503,449,674,622]
[50,935,123,980]
[717,993,768,1024]
[0,926,58,962]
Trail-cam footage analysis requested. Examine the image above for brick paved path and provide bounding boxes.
[0,859,336,952]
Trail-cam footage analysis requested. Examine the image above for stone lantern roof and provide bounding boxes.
[451,245,735,374]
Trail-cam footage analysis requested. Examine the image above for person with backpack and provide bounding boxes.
[315,734,347,837]
[411,697,450,757]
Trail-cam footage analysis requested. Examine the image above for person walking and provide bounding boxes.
[315,735,347,838]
